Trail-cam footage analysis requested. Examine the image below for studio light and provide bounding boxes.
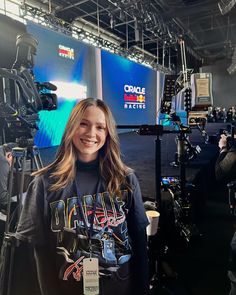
[227,46,236,74]
[218,0,236,15]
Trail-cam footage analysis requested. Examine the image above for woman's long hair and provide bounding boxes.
[33,98,133,193]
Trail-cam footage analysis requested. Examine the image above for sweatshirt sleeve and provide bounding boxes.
[15,175,49,245]
[126,173,150,295]
[126,173,149,229]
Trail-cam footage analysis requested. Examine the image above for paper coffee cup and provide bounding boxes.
[146,210,160,236]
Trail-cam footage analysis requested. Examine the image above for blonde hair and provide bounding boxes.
[33,98,133,193]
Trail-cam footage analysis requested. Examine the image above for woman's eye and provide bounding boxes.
[80,122,87,126]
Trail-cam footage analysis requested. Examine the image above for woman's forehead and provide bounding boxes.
[81,106,106,121]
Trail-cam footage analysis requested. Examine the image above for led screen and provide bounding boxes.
[101,51,157,126]
[26,21,98,147]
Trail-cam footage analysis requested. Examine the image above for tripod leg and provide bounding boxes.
[6,240,16,295]
[5,161,14,234]
[32,146,43,170]
[33,153,43,170]
[16,156,26,222]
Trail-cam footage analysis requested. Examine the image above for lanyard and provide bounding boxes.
[75,178,101,240]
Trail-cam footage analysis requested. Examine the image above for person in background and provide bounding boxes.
[215,133,236,183]
[0,143,14,210]
[15,98,150,295]
[215,133,236,295]
[0,143,15,247]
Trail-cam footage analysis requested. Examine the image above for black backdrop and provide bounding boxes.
[0,14,26,69]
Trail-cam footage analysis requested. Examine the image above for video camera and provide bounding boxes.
[168,112,201,163]
[0,33,57,146]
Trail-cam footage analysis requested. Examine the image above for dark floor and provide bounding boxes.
[1,122,233,295]
[169,195,233,295]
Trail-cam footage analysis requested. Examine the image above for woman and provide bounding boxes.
[15,98,149,295]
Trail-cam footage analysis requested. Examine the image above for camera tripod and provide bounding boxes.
[173,127,201,243]
[0,145,43,295]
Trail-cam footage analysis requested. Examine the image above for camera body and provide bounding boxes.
[162,177,198,243]
[0,33,57,146]
[188,111,207,126]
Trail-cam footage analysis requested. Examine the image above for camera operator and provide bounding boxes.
[0,143,15,247]
[215,133,236,183]
[0,143,14,210]
[215,133,236,295]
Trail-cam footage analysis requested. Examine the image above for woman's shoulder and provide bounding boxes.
[31,170,53,188]
[125,171,139,186]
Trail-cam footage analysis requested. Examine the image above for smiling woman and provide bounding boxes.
[15,98,150,295]
[72,105,108,162]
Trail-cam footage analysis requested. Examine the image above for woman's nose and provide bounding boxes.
[87,125,96,136]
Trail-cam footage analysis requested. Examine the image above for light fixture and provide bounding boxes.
[227,46,236,74]
[18,2,174,73]
[218,0,236,15]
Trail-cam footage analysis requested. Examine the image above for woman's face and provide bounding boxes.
[72,105,108,162]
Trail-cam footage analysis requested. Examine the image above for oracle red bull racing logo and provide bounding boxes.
[58,44,74,60]
[123,85,146,109]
